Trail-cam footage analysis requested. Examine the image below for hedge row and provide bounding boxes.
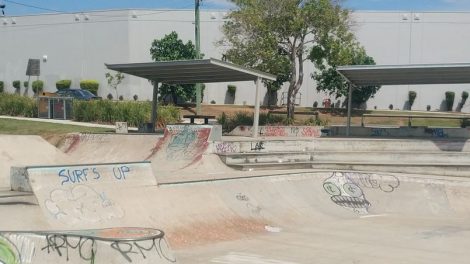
[73,100,180,127]
[0,94,180,127]
[0,93,38,117]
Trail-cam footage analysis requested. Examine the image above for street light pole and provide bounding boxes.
[195,0,202,115]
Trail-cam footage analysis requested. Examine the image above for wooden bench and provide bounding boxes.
[361,114,470,127]
[183,115,216,124]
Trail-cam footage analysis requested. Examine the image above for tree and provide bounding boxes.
[221,0,351,119]
[105,71,125,99]
[311,32,380,108]
[150,31,198,104]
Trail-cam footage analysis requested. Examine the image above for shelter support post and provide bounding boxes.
[252,77,262,138]
[151,82,159,132]
[346,83,353,137]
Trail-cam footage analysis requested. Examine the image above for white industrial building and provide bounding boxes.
[1,9,470,111]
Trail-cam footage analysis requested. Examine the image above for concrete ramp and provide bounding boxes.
[0,227,176,264]
[0,136,70,189]
[146,125,231,181]
[13,162,156,229]
[59,133,161,163]
[3,169,470,263]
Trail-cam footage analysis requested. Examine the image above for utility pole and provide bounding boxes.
[195,0,202,115]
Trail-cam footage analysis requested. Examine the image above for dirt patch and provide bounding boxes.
[166,217,267,249]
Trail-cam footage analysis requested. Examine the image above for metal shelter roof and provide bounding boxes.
[337,63,470,86]
[105,58,277,84]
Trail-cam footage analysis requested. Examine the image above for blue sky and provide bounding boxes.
[2,0,470,16]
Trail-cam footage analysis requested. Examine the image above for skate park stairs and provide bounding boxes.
[217,137,470,177]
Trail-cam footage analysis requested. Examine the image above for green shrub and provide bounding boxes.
[80,80,99,95]
[227,84,236,97]
[217,112,300,133]
[32,80,44,94]
[23,81,29,88]
[56,80,72,90]
[408,91,417,108]
[12,80,21,89]
[0,81,4,93]
[107,93,113,100]
[463,91,469,100]
[72,100,180,127]
[0,93,38,117]
[445,91,455,111]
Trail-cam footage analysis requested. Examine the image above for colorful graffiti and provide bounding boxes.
[229,126,322,138]
[323,172,400,214]
[146,125,211,168]
[0,227,175,263]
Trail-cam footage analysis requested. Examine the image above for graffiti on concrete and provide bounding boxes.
[58,165,130,186]
[424,128,448,138]
[146,125,211,168]
[371,128,391,137]
[1,227,175,263]
[44,185,124,224]
[235,193,262,215]
[110,236,176,263]
[230,126,322,138]
[323,172,400,214]
[261,126,288,137]
[300,127,321,137]
[63,133,109,153]
[214,142,239,153]
[42,234,97,262]
[0,235,21,264]
[250,141,265,151]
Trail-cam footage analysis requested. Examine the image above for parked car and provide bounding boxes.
[55,89,101,100]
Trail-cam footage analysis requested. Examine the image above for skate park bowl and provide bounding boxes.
[2,125,470,263]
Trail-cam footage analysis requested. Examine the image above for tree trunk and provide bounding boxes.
[172,91,178,105]
[286,47,297,120]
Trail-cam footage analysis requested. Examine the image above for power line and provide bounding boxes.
[3,0,194,18]
[5,0,62,13]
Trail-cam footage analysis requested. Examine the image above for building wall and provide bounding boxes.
[351,11,470,111]
[0,10,130,97]
[1,10,470,111]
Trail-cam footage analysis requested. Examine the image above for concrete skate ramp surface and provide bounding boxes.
[24,161,156,229]
[4,169,470,263]
[0,136,70,189]
[59,133,162,163]
[145,125,234,180]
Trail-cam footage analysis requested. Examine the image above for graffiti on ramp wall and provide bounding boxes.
[0,228,176,264]
[146,125,211,169]
[323,172,400,215]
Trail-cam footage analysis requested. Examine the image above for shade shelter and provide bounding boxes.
[106,58,276,137]
[337,63,470,136]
